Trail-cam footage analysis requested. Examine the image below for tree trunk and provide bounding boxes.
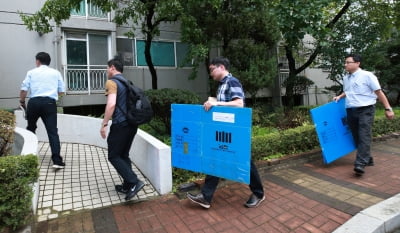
[144,35,157,89]
[283,0,351,107]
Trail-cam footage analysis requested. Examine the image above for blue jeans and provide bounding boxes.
[346,105,375,167]
[27,97,62,164]
[201,160,264,202]
[107,121,138,188]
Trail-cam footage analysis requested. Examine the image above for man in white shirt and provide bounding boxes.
[20,52,65,169]
[333,54,394,175]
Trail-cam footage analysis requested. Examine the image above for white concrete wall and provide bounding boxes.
[13,127,40,214]
[15,110,172,194]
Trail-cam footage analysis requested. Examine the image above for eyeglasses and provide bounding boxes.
[344,61,358,64]
[209,66,219,73]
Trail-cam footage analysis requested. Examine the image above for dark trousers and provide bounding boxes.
[107,121,138,188]
[346,105,375,166]
[26,97,62,164]
[201,160,264,202]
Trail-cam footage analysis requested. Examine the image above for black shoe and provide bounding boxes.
[244,194,265,208]
[52,162,65,169]
[354,165,365,174]
[367,158,374,166]
[187,193,211,209]
[115,185,128,194]
[125,181,145,201]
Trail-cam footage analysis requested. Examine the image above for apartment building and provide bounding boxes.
[1,0,208,111]
[0,1,334,111]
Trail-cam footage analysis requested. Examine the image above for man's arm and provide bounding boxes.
[375,89,395,119]
[333,92,346,102]
[204,98,243,111]
[19,90,27,103]
[100,93,116,139]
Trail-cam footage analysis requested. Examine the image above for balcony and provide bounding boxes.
[71,1,109,19]
[64,65,107,94]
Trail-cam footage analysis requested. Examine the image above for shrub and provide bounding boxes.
[252,124,319,160]
[145,88,201,134]
[253,105,312,129]
[372,114,400,137]
[0,109,15,157]
[252,107,400,161]
[0,155,39,230]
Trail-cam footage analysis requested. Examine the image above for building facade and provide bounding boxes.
[1,1,334,111]
[1,0,209,111]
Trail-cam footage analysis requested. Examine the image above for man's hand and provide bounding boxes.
[385,110,395,120]
[333,96,341,102]
[203,100,217,111]
[100,125,108,139]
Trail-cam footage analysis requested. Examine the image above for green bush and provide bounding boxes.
[0,110,16,157]
[372,114,400,137]
[0,155,39,230]
[252,108,400,160]
[145,88,201,134]
[252,124,319,160]
[252,105,313,129]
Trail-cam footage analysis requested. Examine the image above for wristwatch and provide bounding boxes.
[385,108,393,112]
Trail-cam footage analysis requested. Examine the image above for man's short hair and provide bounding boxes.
[107,56,124,73]
[210,56,230,70]
[346,53,362,63]
[36,52,51,66]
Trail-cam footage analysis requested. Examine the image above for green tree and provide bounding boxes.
[20,0,183,90]
[319,1,399,98]
[180,0,280,99]
[268,0,351,106]
[363,32,400,105]
[226,40,277,104]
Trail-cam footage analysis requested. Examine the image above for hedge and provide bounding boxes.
[0,155,39,231]
[253,114,400,160]
[0,110,15,157]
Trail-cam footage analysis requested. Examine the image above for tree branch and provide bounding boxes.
[296,0,352,74]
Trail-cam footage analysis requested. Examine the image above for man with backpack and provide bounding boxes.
[100,57,145,201]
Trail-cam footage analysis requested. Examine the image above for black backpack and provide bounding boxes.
[111,76,153,126]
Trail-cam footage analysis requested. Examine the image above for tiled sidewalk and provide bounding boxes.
[33,136,400,233]
[36,142,159,222]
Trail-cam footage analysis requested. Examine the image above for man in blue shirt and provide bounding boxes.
[20,52,66,169]
[187,57,265,208]
[333,54,394,175]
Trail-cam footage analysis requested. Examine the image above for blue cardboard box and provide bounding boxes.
[171,104,252,184]
[310,99,356,164]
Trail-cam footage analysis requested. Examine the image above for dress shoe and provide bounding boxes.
[244,194,265,208]
[125,180,145,201]
[187,192,211,209]
[115,184,128,194]
[354,165,365,175]
[367,157,374,166]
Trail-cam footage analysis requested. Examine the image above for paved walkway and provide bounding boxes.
[36,142,158,222]
[31,136,400,233]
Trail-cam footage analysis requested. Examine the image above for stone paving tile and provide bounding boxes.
[36,142,159,222]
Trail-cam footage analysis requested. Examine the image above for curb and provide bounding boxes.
[333,193,400,233]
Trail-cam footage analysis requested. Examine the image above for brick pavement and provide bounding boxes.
[32,136,400,233]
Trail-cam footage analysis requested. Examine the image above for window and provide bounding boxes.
[117,38,135,66]
[65,32,109,93]
[137,40,175,66]
[116,38,191,67]
[71,0,108,18]
[176,42,192,67]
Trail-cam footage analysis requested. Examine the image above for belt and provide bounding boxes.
[347,105,374,110]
